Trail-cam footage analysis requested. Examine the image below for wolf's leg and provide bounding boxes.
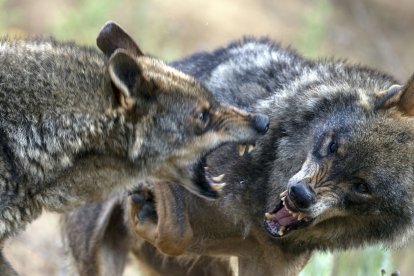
[0,181,24,275]
[63,198,130,276]
[128,183,193,256]
[129,186,157,224]
[127,184,159,250]
[0,188,42,276]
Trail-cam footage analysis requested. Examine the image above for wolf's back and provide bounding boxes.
[172,38,397,114]
[0,37,108,119]
[171,38,312,110]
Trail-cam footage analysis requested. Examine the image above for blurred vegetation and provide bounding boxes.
[51,0,119,43]
[50,0,182,59]
[296,0,330,58]
[1,0,413,275]
[301,246,396,276]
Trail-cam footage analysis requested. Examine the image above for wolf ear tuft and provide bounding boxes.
[108,49,145,110]
[376,84,403,109]
[97,21,143,58]
[396,74,414,115]
[378,74,414,115]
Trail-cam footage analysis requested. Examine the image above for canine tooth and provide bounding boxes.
[281,196,286,202]
[288,209,293,214]
[211,182,226,191]
[238,144,246,156]
[280,190,288,197]
[265,212,277,220]
[247,144,255,153]
[292,213,298,218]
[204,167,209,171]
[278,226,286,236]
[298,212,305,221]
[212,174,225,182]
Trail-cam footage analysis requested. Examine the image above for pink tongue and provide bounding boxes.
[275,206,296,226]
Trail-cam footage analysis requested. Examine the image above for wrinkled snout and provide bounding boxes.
[211,106,270,144]
[250,114,270,134]
[288,180,316,210]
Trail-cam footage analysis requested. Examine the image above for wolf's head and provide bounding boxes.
[97,22,269,199]
[264,73,414,249]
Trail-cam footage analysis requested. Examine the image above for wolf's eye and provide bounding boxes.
[353,181,370,194]
[328,140,338,154]
[198,110,210,124]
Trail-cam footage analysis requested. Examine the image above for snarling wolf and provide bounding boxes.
[0,24,268,274]
[63,37,414,275]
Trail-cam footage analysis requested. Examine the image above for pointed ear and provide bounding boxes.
[108,49,143,110]
[97,21,143,58]
[396,74,414,115]
[375,84,403,109]
[377,74,414,115]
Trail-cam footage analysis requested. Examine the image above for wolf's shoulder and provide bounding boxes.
[171,37,311,109]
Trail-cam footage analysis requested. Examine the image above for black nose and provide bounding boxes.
[288,181,315,209]
[251,114,269,134]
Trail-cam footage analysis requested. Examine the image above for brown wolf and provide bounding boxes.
[63,37,414,275]
[0,24,268,274]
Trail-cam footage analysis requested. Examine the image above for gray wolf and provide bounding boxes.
[63,37,414,275]
[0,24,268,275]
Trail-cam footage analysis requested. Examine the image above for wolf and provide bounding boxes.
[63,37,414,275]
[0,23,269,275]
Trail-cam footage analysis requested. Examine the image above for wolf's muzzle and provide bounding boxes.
[250,114,270,134]
[288,180,315,210]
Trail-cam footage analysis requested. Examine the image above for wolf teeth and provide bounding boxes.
[238,144,247,156]
[280,190,287,197]
[278,225,286,236]
[265,212,277,220]
[298,212,305,221]
[211,182,226,191]
[238,144,256,155]
[247,144,255,153]
[212,174,225,182]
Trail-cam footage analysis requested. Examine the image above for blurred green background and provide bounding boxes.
[2,0,413,275]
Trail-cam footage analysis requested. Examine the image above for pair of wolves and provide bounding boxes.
[64,37,414,275]
[0,23,269,275]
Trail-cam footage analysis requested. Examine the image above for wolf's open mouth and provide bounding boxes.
[263,190,313,237]
[193,143,256,199]
[192,156,225,199]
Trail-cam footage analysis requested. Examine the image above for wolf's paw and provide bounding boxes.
[128,185,157,224]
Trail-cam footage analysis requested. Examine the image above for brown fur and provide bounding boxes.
[62,182,310,276]
[127,184,194,256]
[62,189,234,276]
[127,184,311,276]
